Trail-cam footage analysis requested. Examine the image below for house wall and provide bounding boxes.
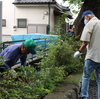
[14,6,49,34]
[1,0,71,41]
[2,0,15,35]
[2,0,55,37]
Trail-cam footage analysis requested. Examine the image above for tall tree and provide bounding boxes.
[63,0,100,36]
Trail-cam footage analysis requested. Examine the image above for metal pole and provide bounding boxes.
[0,1,2,53]
[0,1,2,42]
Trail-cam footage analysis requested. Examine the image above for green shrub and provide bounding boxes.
[0,14,85,99]
[39,37,84,76]
[0,68,51,99]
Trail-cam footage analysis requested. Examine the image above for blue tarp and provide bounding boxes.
[11,33,58,49]
[11,33,57,41]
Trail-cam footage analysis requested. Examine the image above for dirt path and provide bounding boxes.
[43,72,98,99]
[43,71,82,99]
[89,80,97,99]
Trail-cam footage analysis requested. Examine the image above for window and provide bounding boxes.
[2,19,6,27]
[17,19,27,28]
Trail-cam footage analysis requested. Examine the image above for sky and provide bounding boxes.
[56,0,69,6]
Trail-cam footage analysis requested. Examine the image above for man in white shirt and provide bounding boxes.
[74,10,100,99]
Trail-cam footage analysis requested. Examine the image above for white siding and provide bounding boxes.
[2,0,51,36]
[1,0,68,41]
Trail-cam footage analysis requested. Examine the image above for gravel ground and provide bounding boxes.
[89,80,97,99]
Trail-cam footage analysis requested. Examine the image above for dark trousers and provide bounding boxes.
[0,66,5,73]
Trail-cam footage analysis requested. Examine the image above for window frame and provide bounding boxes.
[2,19,6,27]
[17,19,27,28]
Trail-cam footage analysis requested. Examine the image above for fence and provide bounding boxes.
[0,37,55,66]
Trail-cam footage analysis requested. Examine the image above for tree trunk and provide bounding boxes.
[74,0,100,36]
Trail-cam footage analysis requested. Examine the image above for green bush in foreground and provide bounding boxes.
[39,36,84,75]
[0,34,84,99]
[0,13,85,98]
[0,68,50,99]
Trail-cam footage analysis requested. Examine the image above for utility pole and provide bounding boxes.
[0,1,2,42]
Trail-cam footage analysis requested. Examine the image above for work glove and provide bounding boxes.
[74,51,82,58]
[9,69,17,77]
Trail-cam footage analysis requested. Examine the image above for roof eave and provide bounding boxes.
[12,1,70,12]
[12,2,56,4]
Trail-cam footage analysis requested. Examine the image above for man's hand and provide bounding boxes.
[74,51,82,58]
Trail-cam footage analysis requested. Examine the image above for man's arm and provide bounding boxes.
[0,51,13,69]
[20,55,27,66]
[79,41,90,52]
[74,41,89,58]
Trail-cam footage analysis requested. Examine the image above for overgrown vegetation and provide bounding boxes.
[0,14,84,99]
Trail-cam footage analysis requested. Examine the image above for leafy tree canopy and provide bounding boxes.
[63,0,84,6]
[62,0,84,14]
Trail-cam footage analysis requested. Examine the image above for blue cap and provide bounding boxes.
[80,10,94,23]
